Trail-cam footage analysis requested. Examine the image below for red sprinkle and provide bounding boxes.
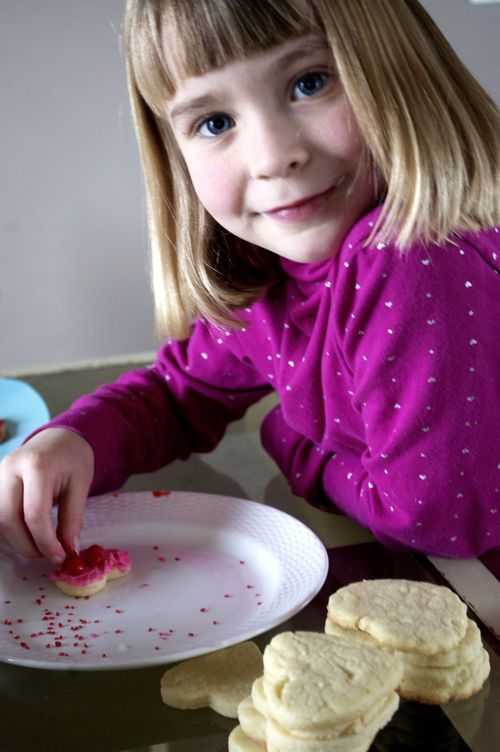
[152,490,171,497]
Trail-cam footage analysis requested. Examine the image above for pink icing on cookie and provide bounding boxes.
[50,545,131,587]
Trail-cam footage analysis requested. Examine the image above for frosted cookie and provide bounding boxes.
[326,579,468,655]
[262,632,402,735]
[161,641,263,718]
[49,544,132,597]
[228,724,266,752]
[326,579,490,703]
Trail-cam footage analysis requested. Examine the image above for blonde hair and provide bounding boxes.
[125,0,500,339]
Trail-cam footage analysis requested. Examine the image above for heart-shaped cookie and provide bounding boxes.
[161,641,263,718]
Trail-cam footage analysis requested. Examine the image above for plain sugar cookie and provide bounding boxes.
[237,694,267,744]
[326,579,490,704]
[228,724,266,752]
[161,641,263,718]
[262,631,402,734]
[327,579,468,655]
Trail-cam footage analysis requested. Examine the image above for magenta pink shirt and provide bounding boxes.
[43,208,500,557]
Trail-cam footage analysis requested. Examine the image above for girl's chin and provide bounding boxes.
[271,239,343,265]
[261,222,349,264]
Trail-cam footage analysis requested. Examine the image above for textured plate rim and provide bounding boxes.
[0,491,329,670]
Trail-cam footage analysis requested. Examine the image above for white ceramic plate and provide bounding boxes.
[0,377,50,458]
[0,491,328,670]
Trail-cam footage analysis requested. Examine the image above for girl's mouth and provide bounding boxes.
[263,177,346,223]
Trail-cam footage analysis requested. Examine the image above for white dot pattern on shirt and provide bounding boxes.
[180,231,498,556]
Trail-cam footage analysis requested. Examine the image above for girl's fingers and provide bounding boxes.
[0,429,94,562]
[22,471,66,564]
[0,469,41,559]
[56,480,89,556]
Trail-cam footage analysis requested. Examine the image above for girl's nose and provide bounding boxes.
[248,118,309,180]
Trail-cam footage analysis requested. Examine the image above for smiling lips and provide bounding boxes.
[263,176,346,223]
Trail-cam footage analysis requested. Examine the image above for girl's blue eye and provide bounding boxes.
[198,114,233,137]
[293,72,327,100]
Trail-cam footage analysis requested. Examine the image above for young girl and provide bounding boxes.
[0,0,499,564]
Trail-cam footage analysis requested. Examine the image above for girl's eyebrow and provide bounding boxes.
[277,38,330,66]
[169,95,221,125]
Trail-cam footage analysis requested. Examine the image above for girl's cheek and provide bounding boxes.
[320,102,365,159]
[188,163,238,216]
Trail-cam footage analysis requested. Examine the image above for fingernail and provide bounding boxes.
[51,554,65,566]
[73,537,80,555]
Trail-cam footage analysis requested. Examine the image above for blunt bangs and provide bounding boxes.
[127,0,320,116]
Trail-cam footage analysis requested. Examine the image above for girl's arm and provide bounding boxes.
[0,321,270,560]
[40,320,272,495]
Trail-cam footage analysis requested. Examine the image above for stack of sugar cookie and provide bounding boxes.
[229,630,403,752]
[325,579,490,704]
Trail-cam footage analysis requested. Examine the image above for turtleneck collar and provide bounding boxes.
[279,205,383,286]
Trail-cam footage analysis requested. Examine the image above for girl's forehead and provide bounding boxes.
[166,34,332,124]
[162,35,331,110]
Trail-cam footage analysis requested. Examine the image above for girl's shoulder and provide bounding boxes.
[337,207,500,283]
[329,209,499,332]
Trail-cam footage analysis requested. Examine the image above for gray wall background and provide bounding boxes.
[1,0,499,373]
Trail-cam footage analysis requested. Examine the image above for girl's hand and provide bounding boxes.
[0,428,94,564]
